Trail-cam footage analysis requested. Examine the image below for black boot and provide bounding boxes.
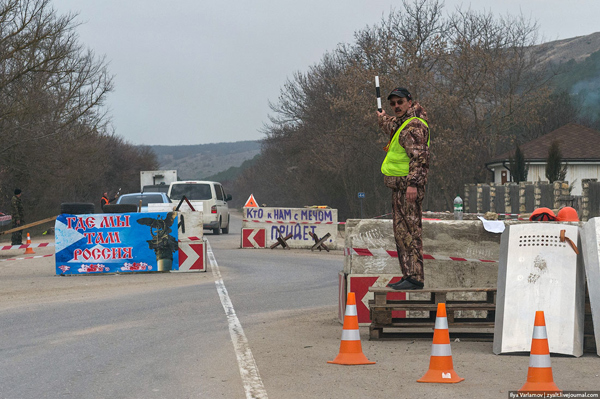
[387,277,424,290]
[387,276,406,288]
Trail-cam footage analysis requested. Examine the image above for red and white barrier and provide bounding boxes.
[0,254,54,262]
[0,243,54,251]
[344,247,498,263]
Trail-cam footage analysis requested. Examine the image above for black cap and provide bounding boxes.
[387,87,412,101]
[14,188,21,195]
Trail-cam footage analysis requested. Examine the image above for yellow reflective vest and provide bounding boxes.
[381,117,429,177]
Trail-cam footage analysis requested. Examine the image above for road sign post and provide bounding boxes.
[358,192,365,219]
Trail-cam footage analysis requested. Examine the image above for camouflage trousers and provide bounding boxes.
[385,176,425,283]
[11,220,23,245]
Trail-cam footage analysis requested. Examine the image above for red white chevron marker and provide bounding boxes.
[241,228,266,248]
[178,242,205,271]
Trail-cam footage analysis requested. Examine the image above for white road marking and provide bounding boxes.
[206,241,268,399]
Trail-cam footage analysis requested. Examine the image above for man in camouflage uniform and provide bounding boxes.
[377,87,430,290]
[11,188,24,245]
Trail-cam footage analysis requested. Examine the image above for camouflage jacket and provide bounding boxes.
[11,195,24,221]
[378,102,430,188]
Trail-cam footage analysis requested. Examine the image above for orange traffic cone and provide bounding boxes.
[518,311,561,394]
[24,233,35,254]
[328,292,376,365]
[417,302,464,383]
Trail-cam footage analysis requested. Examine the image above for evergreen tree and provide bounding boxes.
[545,140,568,183]
[509,145,528,183]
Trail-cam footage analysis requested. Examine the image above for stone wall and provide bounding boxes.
[583,179,600,221]
[463,181,592,220]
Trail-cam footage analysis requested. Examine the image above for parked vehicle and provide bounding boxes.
[0,212,11,226]
[140,170,177,192]
[61,203,95,215]
[142,183,170,194]
[115,192,172,212]
[167,181,231,234]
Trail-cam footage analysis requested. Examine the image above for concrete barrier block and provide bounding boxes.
[342,218,506,325]
[423,220,502,261]
[344,219,396,274]
[242,207,338,249]
[344,219,502,276]
[424,261,497,289]
[178,211,203,240]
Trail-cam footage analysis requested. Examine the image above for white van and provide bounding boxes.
[168,181,232,234]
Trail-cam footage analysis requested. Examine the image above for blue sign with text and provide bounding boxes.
[55,212,178,275]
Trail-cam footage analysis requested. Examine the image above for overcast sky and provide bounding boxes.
[51,0,600,146]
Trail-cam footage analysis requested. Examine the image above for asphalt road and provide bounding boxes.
[0,211,343,399]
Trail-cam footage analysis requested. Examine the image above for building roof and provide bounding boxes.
[488,123,600,164]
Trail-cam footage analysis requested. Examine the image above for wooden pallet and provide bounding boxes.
[368,287,496,341]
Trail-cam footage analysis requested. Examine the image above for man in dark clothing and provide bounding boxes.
[101,191,119,211]
[377,87,430,290]
[11,188,24,245]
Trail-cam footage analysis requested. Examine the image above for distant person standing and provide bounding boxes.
[100,191,118,211]
[11,188,24,245]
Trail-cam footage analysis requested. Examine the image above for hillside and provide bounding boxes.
[532,32,600,128]
[143,32,600,183]
[533,31,600,64]
[150,140,261,180]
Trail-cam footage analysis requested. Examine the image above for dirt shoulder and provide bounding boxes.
[247,306,600,398]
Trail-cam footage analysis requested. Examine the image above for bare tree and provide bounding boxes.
[0,0,156,220]
[0,0,113,153]
[235,0,555,217]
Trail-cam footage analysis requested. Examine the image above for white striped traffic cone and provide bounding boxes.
[417,302,464,383]
[518,311,561,394]
[24,233,35,254]
[328,292,376,365]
